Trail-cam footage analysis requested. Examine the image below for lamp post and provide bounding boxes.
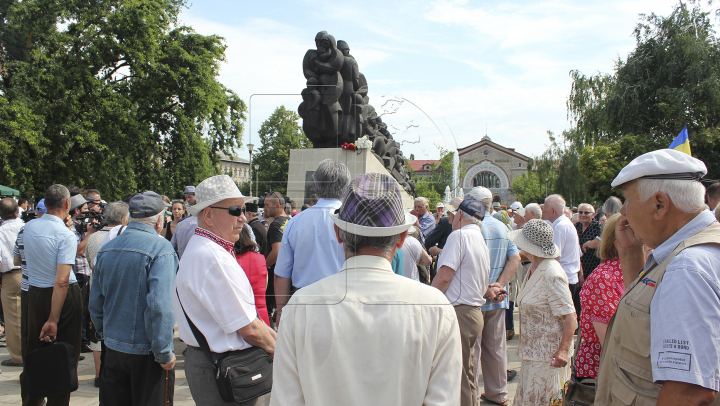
[247,143,254,196]
[255,164,259,197]
[545,177,549,198]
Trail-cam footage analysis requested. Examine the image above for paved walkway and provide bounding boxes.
[0,310,523,405]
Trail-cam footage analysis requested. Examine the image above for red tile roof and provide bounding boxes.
[409,160,441,172]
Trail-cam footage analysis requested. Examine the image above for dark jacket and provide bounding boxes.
[424,216,452,251]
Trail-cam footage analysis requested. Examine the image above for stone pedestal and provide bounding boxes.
[287,148,414,209]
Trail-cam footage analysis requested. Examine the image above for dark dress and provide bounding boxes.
[575,220,603,278]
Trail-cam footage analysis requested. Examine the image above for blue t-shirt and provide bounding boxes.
[391,249,403,276]
[23,214,77,288]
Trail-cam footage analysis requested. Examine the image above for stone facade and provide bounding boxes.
[458,136,529,206]
[218,152,251,185]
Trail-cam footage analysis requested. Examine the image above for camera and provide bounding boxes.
[75,210,106,234]
[21,210,37,223]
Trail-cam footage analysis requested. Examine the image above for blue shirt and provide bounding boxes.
[274,199,346,288]
[647,210,720,391]
[391,249,403,276]
[480,213,519,311]
[23,214,77,288]
[418,211,436,244]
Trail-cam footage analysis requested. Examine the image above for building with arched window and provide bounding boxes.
[458,135,529,206]
[218,152,251,185]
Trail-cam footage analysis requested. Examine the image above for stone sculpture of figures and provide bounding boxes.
[298,31,415,196]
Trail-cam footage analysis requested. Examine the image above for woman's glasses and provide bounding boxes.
[578,211,593,215]
[210,206,246,217]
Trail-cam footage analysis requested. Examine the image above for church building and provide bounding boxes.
[458,135,529,206]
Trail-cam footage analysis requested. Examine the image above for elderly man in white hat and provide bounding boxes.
[594,149,720,406]
[271,173,462,406]
[172,175,275,406]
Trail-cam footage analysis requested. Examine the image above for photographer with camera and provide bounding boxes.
[69,194,98,354]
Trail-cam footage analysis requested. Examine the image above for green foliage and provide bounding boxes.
[569,3,720,192]
[406,147,464,209]
[252,106,311,195]
[0,0,246,200]
[511,172,545,204]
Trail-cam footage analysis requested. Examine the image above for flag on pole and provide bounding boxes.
[669,126,691,155]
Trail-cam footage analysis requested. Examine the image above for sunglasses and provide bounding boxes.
[210,206,246,217]
[578,211,593,215]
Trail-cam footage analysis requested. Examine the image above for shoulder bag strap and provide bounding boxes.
[176,288,217,369]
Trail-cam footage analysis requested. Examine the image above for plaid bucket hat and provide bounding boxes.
[330,173,416,237]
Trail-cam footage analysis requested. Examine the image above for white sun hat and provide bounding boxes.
[187,175,257,216]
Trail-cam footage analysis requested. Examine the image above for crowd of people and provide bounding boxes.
[0,149,718,405]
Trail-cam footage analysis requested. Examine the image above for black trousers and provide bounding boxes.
[21,289,28,361]
[100,347,174,406]
[21,284,83,406]
[569,282,581,320]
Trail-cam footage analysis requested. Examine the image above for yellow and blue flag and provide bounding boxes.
[669,126,691,155]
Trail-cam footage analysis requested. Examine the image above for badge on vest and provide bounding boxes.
[641,277,657,287]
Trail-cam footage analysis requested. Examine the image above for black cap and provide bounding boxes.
[245,202,259,212]
[129,191,166,218]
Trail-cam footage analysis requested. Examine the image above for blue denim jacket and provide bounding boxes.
[89,222,178,363]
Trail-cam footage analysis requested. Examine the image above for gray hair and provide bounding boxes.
[338,229,400,257]
[636,179,705,214]
[525,203,542,219]
[461,211,483,227]
[602,196,623,216]
[104,202,129,226]
[45,184,70,211]
[545,194,566,213]
[414,197,429,207]
[129,212,162,227]
[313,159,351,199]
[578,203,594,213]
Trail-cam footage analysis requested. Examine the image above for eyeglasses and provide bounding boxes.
[210,206,246,217]
[578,211,593,215]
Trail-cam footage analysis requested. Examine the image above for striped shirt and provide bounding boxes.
[12,226,29,291]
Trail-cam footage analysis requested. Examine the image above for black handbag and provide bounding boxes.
[177,290,273,403]
[562,330,596,406]
[25,339,79,398]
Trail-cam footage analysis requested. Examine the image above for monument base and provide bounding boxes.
[287,148,414,210]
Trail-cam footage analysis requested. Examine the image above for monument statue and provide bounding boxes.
[299,31,415,196]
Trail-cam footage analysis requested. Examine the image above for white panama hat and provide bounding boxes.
[187,175,257,216]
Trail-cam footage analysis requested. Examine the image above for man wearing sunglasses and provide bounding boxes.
[173,175,275,405]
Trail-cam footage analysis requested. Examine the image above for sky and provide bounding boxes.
[178,0,686,161]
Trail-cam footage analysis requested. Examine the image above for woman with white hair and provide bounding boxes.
[509,219,577,405]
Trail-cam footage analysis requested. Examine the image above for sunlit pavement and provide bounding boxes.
[0,309,522,405]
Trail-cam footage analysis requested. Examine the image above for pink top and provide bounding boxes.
[576,258,625,378]
[236,251,270,326]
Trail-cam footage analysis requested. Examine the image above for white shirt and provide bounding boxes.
[0,218,24,273]
[270,255,462,406]
[172,230,257,353]
[273,198,345,288]
[438,224,491,307]
[401,236,423,281]
[551,215,581,284]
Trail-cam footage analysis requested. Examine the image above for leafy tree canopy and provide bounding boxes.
[0,0,246,200]
[253,106,311,195]
[406,146,464,209]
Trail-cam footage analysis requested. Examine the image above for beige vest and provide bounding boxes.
[594,223,720,406]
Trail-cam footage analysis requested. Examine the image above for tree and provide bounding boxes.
[0,0,246,200]
[253,106,311,195]
[569,3,720,190]
[406,147,464,208]
[511,172,545,204]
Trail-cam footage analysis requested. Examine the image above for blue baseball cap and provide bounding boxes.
[458,198,485,221]
[36,199,47,214]
[129,191,166,218]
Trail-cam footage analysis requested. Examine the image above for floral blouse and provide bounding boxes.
[517,258,576,361]
[576,258,625,378]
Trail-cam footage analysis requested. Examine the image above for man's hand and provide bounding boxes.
[40,321,57,342]
[160,353,176,370]
[65,215,74,229]
[484,283,507,303]
[582,238,600,253]
[615,214,644,250]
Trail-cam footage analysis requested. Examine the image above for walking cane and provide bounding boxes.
[165,369,170,406]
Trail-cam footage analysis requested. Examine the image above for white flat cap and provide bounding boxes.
[510,201,523,211]
[611,149,706,190]
[469,186,493,202]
